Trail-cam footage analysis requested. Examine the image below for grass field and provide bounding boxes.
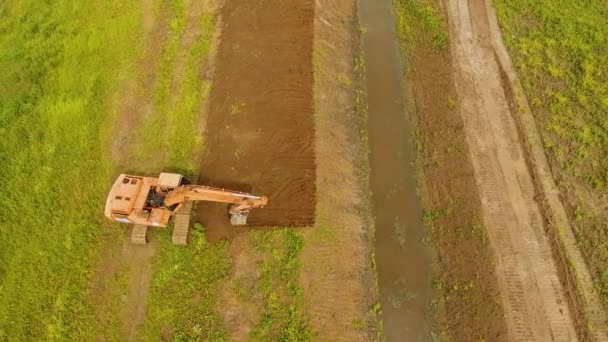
[494,1,608,191]
[134,0,214,174]
[0,1,142,339]
[494,0,608,311]
[1,0,378,340]
[139,224,229,340]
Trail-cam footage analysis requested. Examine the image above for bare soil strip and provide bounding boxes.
[445,0,578,340]
[197,0,316,238]
[482,1,608,339]
[299,0,378,340]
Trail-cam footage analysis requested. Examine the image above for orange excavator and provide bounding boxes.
[104,173,267,245]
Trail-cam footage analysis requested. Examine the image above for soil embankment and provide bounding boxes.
[197,0,316,240]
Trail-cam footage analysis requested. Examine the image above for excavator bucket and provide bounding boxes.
[230,212,248,226]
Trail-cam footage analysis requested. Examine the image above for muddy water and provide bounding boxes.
[357,0,433,340]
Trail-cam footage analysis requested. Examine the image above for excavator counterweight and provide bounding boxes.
[104,173,267,230]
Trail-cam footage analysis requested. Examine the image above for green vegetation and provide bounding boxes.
[573,207,608,309]
[249,229,311,341]
[136,0,186,164]
[166,14,214,171]
[0,0,225,339]
[101,264,132,341]
[135,1,214,174]
[494,0,608,190]
[126,3,231,340]
[0,1,141,339]
[139,224,229,341]
[493,0,608,312]
[394,0,448,50]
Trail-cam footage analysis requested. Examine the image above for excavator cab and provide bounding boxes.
[104,174,173,227]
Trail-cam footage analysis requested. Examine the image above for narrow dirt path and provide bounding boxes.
[103,0,217,339]
[169,1,207,97]
[216,236,264,340]
[123,241,157,342]
[92,0,163,339]
[445,0,577,340]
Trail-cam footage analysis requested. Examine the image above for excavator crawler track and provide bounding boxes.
[131,224,148,244]
[172,202,192,246]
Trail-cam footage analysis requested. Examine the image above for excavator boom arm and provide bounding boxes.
[163,185,268,213]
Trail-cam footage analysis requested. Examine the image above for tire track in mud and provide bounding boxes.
[123,241,156,342]
[445,0,577,340]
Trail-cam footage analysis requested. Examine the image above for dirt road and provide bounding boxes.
[445,0,577,340]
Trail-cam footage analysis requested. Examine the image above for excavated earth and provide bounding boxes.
[197,0,316,240]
